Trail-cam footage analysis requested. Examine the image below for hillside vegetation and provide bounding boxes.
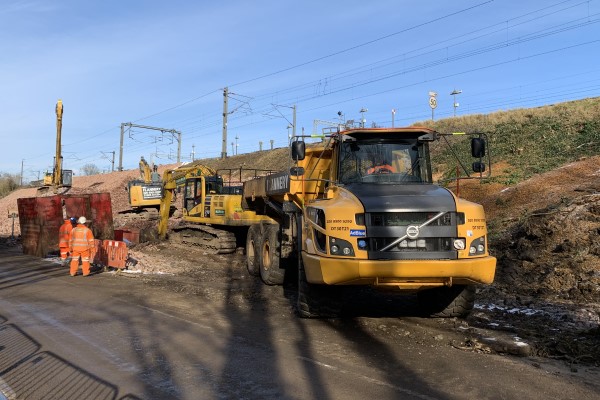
[423,97,600,184]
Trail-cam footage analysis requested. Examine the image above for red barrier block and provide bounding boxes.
[102,240,128,269]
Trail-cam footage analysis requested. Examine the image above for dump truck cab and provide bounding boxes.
[299,128,495,288]
[336,128,433,185]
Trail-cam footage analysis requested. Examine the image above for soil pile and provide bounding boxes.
[494,195,600,304]
[459,156,600,363]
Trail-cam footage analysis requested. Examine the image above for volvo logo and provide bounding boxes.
[406,225,420,239]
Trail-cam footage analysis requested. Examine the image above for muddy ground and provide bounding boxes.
[119,156,600,368]
[118,189,600,369]
[472,191,600,366]
[134,247,597,367]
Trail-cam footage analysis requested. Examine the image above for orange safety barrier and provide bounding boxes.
[102,240,128,269]
[91,239,107,266]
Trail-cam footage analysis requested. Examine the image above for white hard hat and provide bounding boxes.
[78,216,87,224]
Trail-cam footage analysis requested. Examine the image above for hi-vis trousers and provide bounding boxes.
[70,249,91,276]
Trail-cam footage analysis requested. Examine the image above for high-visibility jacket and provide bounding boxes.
[366,164,396,174]
[70,224,94,252]
[58,220,73,247]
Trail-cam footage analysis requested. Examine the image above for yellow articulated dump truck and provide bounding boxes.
[158,164,276,254]
[242,127,496,318]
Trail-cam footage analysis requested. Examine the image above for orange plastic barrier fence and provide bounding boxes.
[92,239,106,266]
[102,240,128,269]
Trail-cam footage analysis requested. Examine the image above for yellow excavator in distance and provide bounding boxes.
[39,99,72,193]
[125,156,163,210]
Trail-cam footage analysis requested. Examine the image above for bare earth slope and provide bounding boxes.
[459,156,600,363]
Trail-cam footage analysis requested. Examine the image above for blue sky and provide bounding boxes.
[1,0,599,181]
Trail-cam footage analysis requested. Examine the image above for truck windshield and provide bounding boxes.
[338,140,431,185]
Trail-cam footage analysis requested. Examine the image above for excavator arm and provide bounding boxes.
[38,100,72,193]
[53,100,63,187]
[157,163,217,239]
[139,157,152,182]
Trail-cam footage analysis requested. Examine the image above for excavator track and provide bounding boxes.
[168,223,237,254]
[117,207,160,222]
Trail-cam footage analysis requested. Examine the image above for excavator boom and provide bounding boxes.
[38,100,71,193]
[54,100,63,186]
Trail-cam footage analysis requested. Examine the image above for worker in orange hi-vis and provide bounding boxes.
[58,217,74,265]
[69,216,95,277]
[366,155,396,175]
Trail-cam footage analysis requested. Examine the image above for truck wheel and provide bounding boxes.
[297,258,343,318]
[417,285,475,318]
[259,225,285,285]
[245,224,260,276]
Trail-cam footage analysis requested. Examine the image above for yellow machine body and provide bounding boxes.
[243,127,496,291]
[158,164,274,240]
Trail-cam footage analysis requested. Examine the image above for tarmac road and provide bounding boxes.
[0,246,598,400]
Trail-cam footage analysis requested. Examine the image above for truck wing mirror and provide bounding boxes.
[418,132,437,142]
[471,137,486,158]
[291,141,305,161]
[472,162,486,173]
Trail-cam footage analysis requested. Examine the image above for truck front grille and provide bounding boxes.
[364,212,458,260]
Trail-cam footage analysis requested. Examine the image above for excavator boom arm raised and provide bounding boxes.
[157,163,217,238]
[53,100,63,186]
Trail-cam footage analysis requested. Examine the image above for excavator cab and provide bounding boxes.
[183,175,225,214]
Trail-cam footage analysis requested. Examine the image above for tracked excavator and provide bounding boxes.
[157,164,275,254]
[125,156,163,210]
[39,100,72,193]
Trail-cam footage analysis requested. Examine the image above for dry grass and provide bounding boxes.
[423,97,600,184]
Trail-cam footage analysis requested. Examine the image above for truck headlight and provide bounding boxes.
[453,238,466,250]
[469,236,486,256]
[329,237,355,256]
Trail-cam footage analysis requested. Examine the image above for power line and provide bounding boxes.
[67,1,593,149]
[227,1,495,88]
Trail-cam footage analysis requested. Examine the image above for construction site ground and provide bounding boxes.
[0,154,599,371]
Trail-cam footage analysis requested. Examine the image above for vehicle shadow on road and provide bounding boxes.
[0,259,65,292]
[0,253,149,400]
[209,270,449,399]
[0,318,141,400]
[340,287,423,318]
[278,284,451,400]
